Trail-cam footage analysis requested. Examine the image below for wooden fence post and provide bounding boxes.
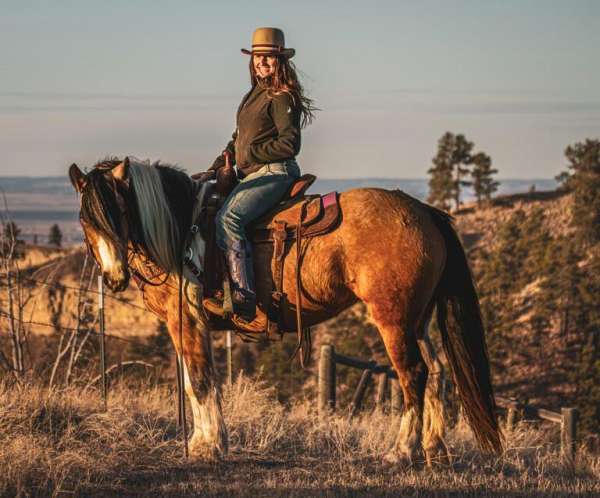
[349,369,373,419]
[375,373,388,411]
[390,379,402,416]
[561,407,578,464]
[505,397,519,431]
[318,345,336,416]
[506,407,516,431]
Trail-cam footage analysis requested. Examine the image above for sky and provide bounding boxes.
[1,0,599,178]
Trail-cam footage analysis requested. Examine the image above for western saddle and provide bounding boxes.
[186,172,341,361]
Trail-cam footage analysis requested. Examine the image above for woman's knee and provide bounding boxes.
[215,208,243,247]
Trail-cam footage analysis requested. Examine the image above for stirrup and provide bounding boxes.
[231,308,268,334]
[203,296,227,317]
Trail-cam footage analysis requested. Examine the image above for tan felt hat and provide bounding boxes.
[241,27,295,58]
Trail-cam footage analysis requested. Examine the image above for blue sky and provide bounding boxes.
[1,0,599,177]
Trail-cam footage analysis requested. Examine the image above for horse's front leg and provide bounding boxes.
[167,296,228,460]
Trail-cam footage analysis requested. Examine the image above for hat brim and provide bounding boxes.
[241,47,295,58]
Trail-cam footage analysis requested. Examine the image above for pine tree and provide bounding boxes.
[427,132,455,211]
[471,152,499,207]
[557,139,600,245]
[427,132,474,211]
[2,221,25,258]
[450,134,474,210]
[48,224,63,248]
[476,210,529,357]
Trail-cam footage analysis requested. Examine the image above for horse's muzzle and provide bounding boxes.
[103,269,130,292]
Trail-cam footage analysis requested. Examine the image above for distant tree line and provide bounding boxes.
[427,132,498,211]
[0,222,63,250]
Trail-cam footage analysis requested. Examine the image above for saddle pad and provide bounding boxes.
[253,195,322,231]
[252,192,341,243]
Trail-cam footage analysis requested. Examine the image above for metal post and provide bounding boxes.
[177,352,188,458]
[97,276,107,411]
[318,345,336,416]
[226,330,233,386]
[561,407,578,464]
[375,373,388,411]
[349,369,372,419]
[390,379,403,416]
[177,274,188,459]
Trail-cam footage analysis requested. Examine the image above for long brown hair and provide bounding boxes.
[249,55,317,128]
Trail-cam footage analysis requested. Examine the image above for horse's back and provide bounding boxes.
[337,187,442,239]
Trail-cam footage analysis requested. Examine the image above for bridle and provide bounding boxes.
[127,245,172,288]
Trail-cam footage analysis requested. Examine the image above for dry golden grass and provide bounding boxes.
[0,376,598,497]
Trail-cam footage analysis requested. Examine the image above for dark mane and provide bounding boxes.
[80,167,125,247]
[81,158,194,267]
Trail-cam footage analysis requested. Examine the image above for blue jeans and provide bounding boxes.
[215,159,301,251]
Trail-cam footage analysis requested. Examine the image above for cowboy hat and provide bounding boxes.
[241,27,295,58]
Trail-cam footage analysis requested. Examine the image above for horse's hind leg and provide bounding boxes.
[368,307,428,464]
[418,308,450,465]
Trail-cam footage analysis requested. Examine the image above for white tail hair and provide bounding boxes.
[128,159,180,272]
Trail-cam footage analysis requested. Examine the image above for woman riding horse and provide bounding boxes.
[67,27,502,463]
[195,27,316,328]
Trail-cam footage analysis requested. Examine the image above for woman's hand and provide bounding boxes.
[191,170,216,182]
[192,152,232,182]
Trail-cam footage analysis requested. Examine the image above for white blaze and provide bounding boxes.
[97,236,119,273]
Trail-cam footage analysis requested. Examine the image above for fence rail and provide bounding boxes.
[495,396,578,463]
[318,344,579,463]
[318,344,402,418]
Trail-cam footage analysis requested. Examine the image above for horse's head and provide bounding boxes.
[69,158,132,292]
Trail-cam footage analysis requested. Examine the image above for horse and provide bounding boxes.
[68,157,502,464]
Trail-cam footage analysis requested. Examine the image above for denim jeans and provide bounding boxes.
[215,159,301,251]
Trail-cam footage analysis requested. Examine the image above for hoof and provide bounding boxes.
[424,442,451,467]
[382,451,413,468]
[188,436,228,462]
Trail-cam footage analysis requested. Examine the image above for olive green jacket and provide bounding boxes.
[210,84,301,177]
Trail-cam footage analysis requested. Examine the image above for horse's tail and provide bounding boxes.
[427,205,503,454]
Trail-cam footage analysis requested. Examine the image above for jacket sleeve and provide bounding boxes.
[248,93,301,164]
[209,129,237,171]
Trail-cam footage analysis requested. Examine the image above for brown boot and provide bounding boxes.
[231,307,268,333]
[202,296,268,333]
[202,295,228,318]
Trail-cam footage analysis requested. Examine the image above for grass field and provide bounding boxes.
[1,376,598,497]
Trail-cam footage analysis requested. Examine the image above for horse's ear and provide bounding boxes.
[68,163,86,193]
[112,156,130,182]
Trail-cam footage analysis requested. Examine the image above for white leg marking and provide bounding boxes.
[183,360,228,458]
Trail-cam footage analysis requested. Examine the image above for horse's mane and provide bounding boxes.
[81,158,193,272]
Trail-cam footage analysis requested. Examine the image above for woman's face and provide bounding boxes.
[253,54,277,79]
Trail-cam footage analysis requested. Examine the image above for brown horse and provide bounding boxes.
[68,157,502,464]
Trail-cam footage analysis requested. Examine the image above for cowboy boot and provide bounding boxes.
[203,243,267,332]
